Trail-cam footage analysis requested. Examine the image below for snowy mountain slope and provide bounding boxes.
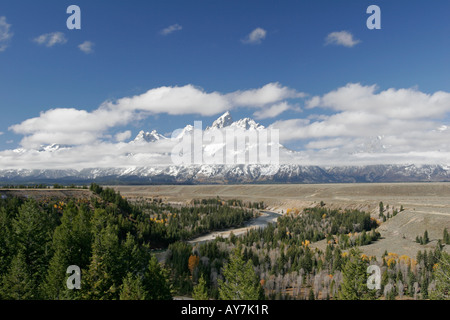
[1,164,450,184]
[132,130,167,143]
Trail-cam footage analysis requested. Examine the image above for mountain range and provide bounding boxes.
[1,112,450,185]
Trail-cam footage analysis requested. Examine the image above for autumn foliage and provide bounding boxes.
[188,255,200,275]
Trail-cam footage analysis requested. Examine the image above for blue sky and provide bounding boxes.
[0,0,449,168]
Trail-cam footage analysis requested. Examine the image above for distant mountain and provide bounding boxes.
[132,130,167,143]
[1,164,450,185]
[206,111,264,131]
[2,112,450,185]
[206,111,233,130]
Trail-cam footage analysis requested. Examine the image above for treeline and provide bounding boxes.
[1,184,89,189]
[416,228,450,246]
[192,197,265,209]
[378,201,403,222]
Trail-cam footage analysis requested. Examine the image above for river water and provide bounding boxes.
[187,210,281,245]
[156,210,281,263]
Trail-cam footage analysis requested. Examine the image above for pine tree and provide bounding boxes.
[218,248,263,300]
[423,230,429,244]
[338,248,377,300]
[407,268,416,297]
[143,255,172,300]
[379,202,384,217]
[308,287,315,300]
[84,221,122,300]
[119,273,148,300]
[1,251,35,299]
[42,203,83,299]
[12,200,54,298]
[119,232,150,277]
[421,274,429,299]
[417,250,423,263]
[443,228,450,245]
[42,249,72,300]
[0,207,13,277]
[192,274,209,300]
[384,283,396,300]
[332,247,343,272]
[72,204,93,269]
[430,251,449,300]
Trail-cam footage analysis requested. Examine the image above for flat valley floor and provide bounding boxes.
[112,183,450,259]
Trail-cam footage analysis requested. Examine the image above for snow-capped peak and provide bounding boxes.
[206,111,233,130]
[206,112,264,131]
[175,125,194,139]
[230,117,265,130]
[133,130,166,143]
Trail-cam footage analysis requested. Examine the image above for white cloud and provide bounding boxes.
[10,107,135,148]
[109,85,231,116]
[227,82,305,107]
[242,27,266,44]
[160,24,182,36]
[253,102,292,119]
[34,32,67,47]
[10,83,303,148]
[307,83,450,119]
[115,130,132,142]
[8,82,450,168]
[78,41,94,54]
[0,140,177,170]
[0,16,13,52]
[325,31,360,47]
[106,82,304,116]
[274,83,450,143]
[271,83,450,164]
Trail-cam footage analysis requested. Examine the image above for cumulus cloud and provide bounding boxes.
[10,83,303,148]
[253,102,292,119]
[242,27,266,44]
[115,130,132,142]
[274,83,450,142]
[78,41,94,54]
[9,107,135,148]
[271,83,450,164]
[227,82,304,107]
[325,31,360,47]
[160,24,182,36]
[105,82,304,116]
[0,16,13,52]
[306,83,450,119]
[34,32,67,47]
[108,85,231,116]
